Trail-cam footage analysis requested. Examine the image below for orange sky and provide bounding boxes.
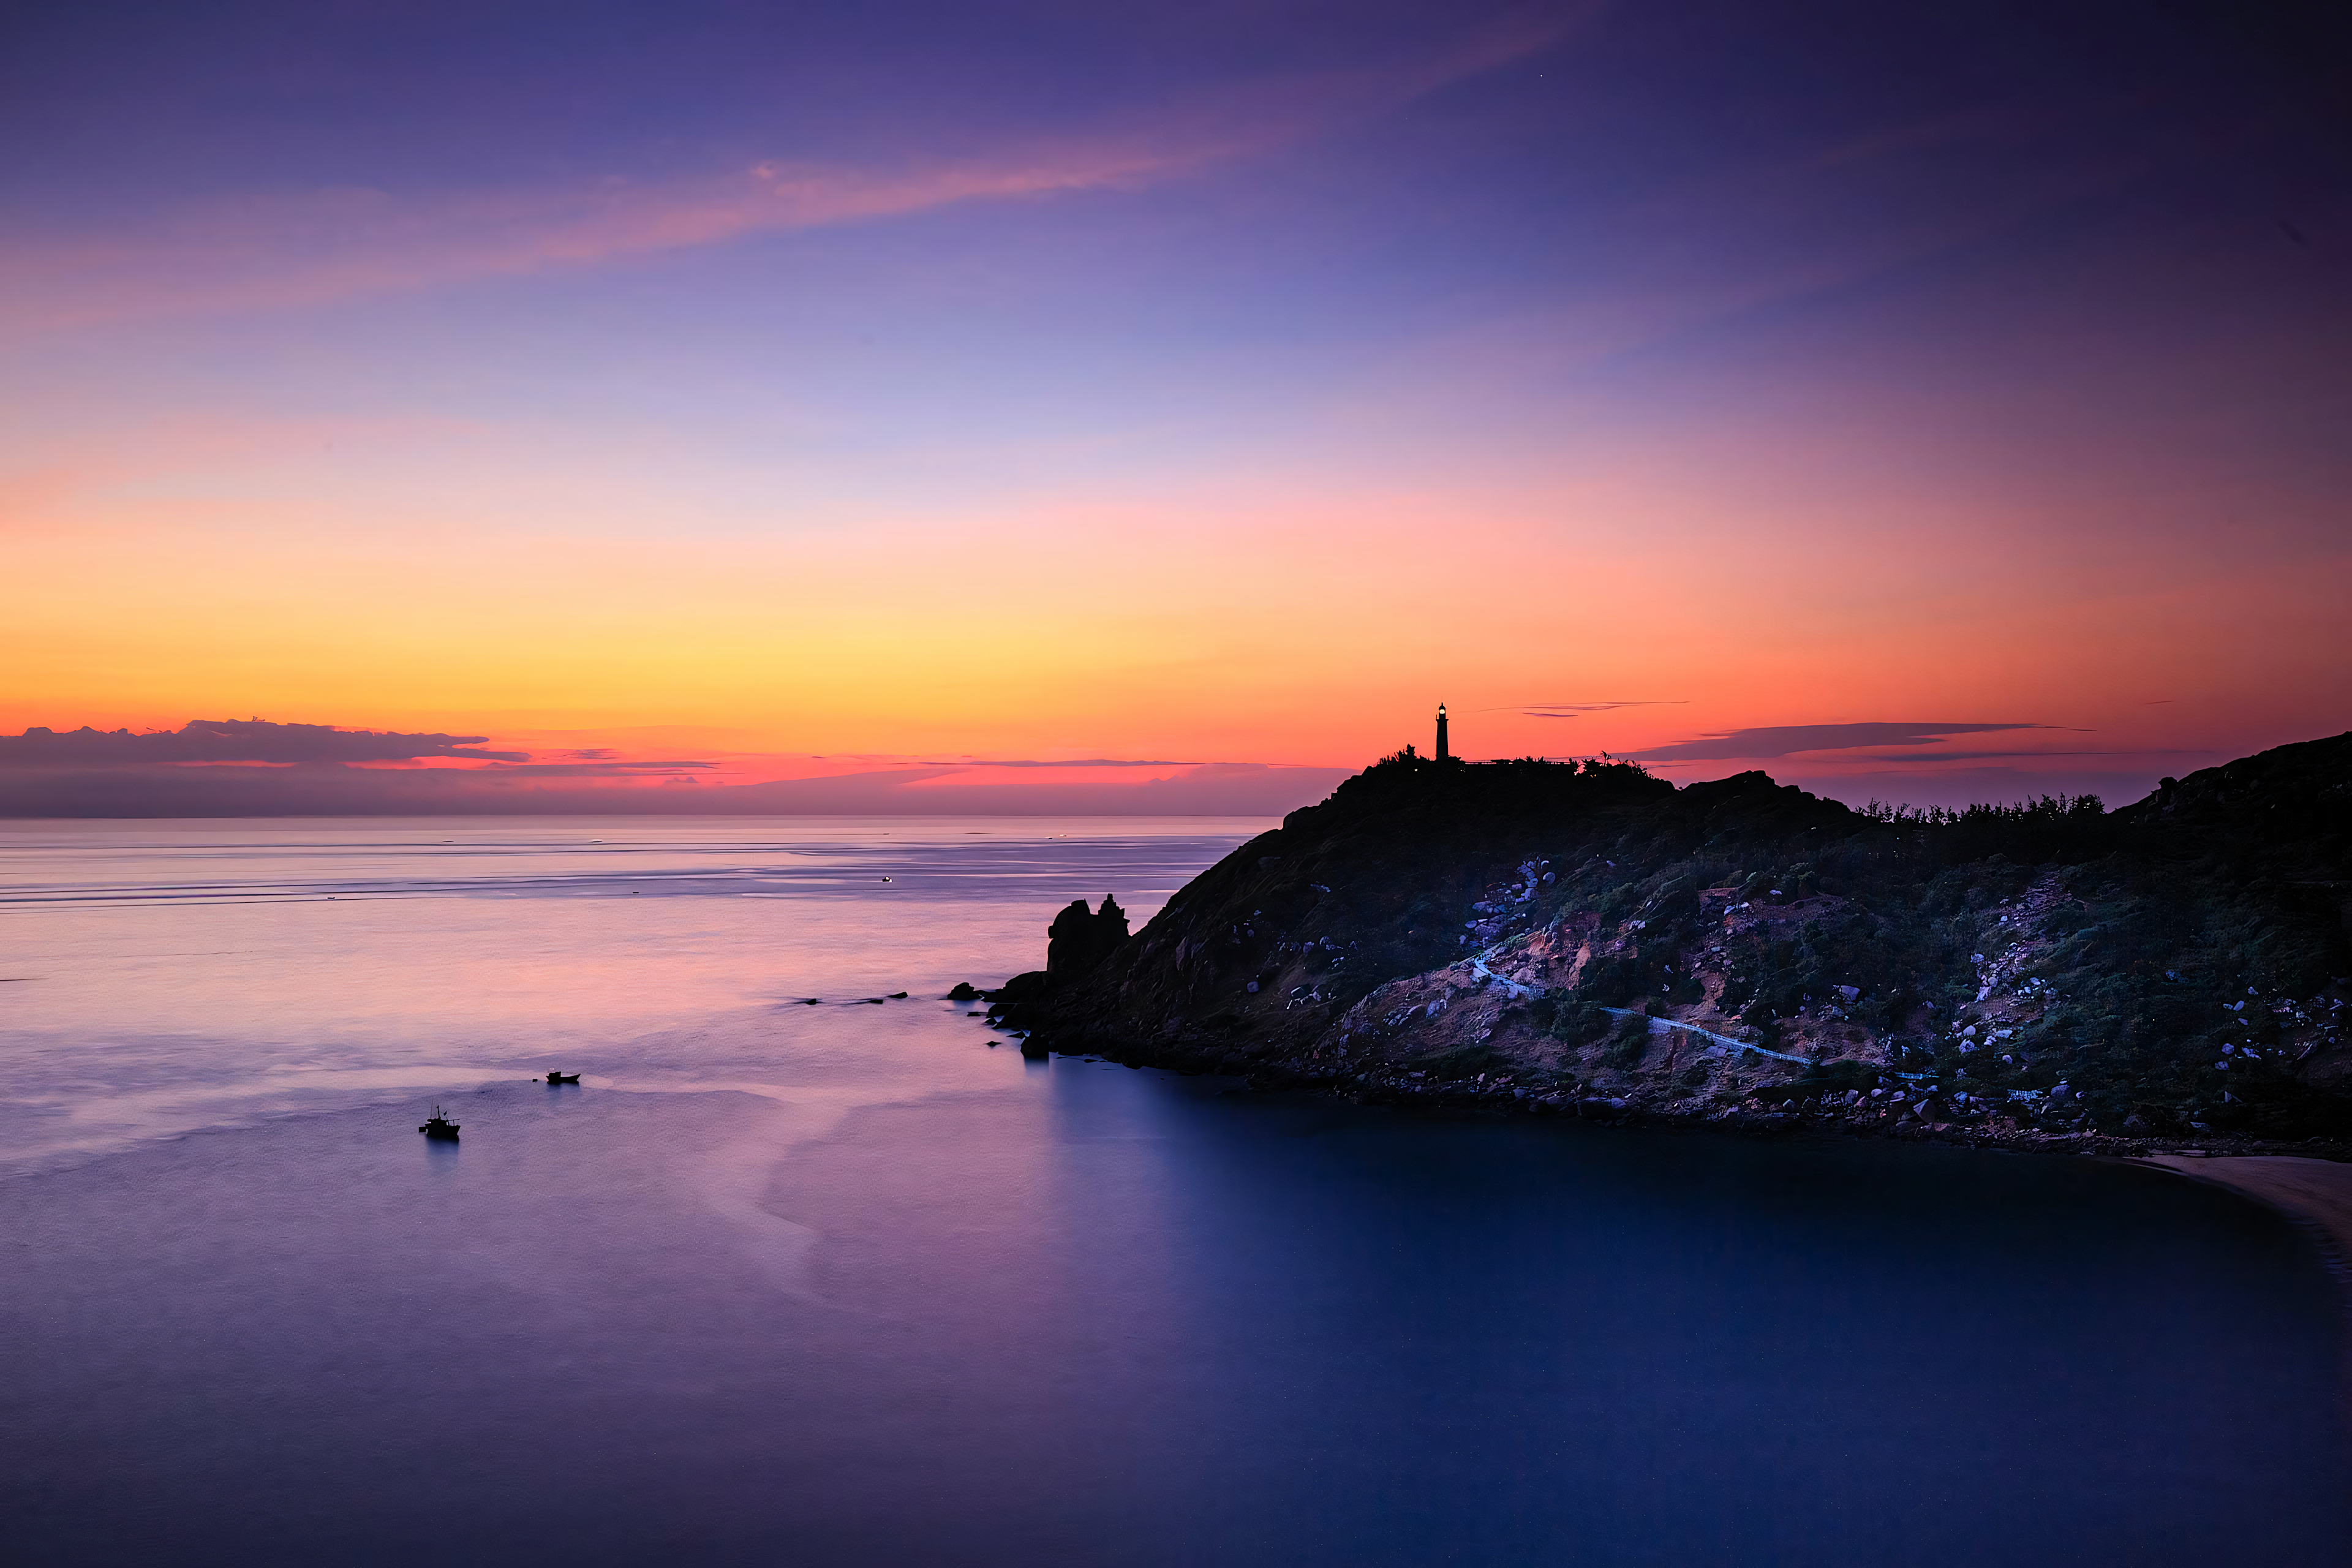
[7,393,2340,808]
[4,2,2345,812]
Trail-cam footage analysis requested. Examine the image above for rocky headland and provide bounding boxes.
[986,732,2352,1167]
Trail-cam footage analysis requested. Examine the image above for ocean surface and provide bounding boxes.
[1,817,2344,1565]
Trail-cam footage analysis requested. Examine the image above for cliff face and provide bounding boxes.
[991,736,2352,1143]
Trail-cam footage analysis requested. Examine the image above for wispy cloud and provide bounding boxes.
[1389,95,2163,398]
[1858,748,2211,764]
[0,155,1183,334]
[0,11,1581,336]
[1634,722,2046,763]
[910,758,1193,769]
[1488,701,1686,719]
[470,760,717,777]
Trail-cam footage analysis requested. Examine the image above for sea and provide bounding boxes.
[1,818,2344,1565]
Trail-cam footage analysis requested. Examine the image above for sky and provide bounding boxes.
[2,0,2346,814]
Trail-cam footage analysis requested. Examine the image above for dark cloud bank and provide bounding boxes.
[0,764,1350,818]
[0,719,525,766]
[0,723,1344,816]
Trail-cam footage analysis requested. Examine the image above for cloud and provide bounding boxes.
[1489,701,1686,719]
[0,754,1347,817]
[1633,722,2045,763]
[1398,92,2164,399]
[0,12,1580,336]
[725,761,1345,815]
[910,758,1193,768]
[1853,748,2213,764]
[0,718,525,766]
[468,760,717,777]
[0,159,1153,334]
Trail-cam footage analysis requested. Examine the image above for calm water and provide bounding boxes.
[1,818,2344,1564]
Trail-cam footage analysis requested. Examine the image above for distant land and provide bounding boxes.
[990,731,2352,1156]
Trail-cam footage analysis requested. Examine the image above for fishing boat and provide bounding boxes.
[418,1106,461,1140]
[545,1072,581,1085]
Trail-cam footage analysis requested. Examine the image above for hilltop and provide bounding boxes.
[988,733,2352,1150]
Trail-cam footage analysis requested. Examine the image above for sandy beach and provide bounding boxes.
[2136,1156,2352,1294]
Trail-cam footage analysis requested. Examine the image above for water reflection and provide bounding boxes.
[0,821,2342,1564]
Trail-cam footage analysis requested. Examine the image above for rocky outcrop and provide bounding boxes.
[1046,895,1130,983]
[989,736,2352,1150]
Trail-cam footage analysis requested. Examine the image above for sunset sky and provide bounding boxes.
[3,0,2345,813]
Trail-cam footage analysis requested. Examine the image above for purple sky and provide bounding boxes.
[3,1,2345,814]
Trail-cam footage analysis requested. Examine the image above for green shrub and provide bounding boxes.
[1550,1001,1610,1046]
[1577,952,1646,1007]
[1601,1012,1653,1069]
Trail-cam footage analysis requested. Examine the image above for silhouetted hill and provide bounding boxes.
[990,734,2352,1149]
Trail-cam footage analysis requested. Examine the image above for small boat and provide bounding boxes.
[545,1072,581,1085]
[418,1106,461,1140]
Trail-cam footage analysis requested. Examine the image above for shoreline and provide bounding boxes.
[2127,1155,2352,1304]
[1034,1034,2352,1167]
[1019,1026,2352,1379]
[1042,1038,2352,1338]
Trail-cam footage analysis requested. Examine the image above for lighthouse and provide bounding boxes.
[1435,703,1449,761]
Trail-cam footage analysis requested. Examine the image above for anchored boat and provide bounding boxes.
[418,1106,460,1140]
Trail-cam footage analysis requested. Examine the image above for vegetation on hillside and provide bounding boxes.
[994,733,2352,1144]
